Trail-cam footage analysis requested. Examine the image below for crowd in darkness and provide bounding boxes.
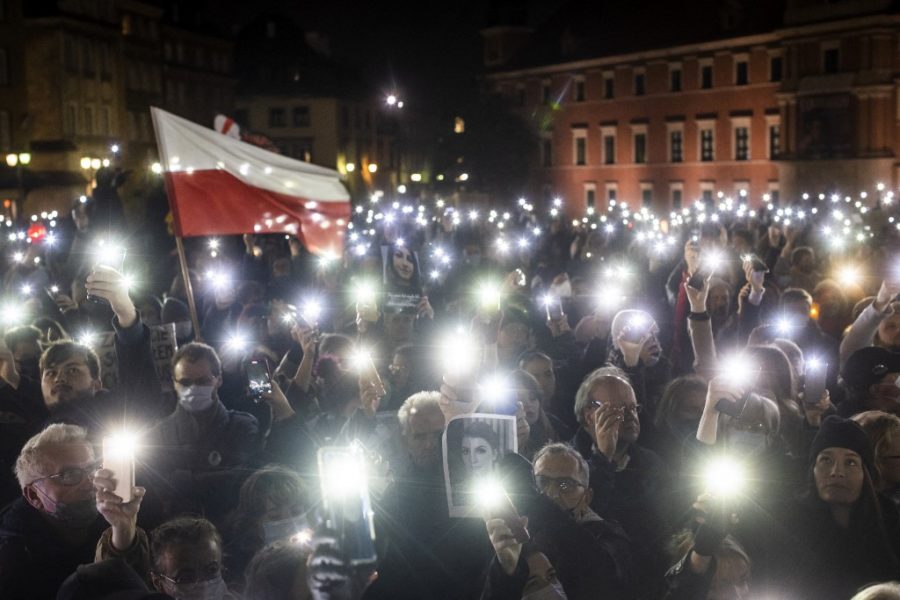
[3,173,900,599]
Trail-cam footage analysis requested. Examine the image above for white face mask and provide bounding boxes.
[168,575,227,600]
[523,581,568,600]
[178,384,216,413]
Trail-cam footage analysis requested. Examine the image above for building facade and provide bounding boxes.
[0,0,234,214]
[484,0,900,214]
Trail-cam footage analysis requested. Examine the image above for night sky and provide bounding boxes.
[200,0,564,114]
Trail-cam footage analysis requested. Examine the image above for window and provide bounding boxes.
[634,132,647,163]
[735,59,748,85]
[603,74,614,99]
[542,81,551,104]
[574,79,585,102]
[770,55,783,82]
[769,124,781,158]
[65,38,78,73]
[517,85,525,106]
[606,184,618,203]
[700,63,713,89]
[121,14,132,36]
[670,130,683,162]
[541,137,552,167]
[640,183,653,207]
[65,103,77,135]
[269,108,286,128]
[670,184,683,209]
[292,106,310,127]
[82,105,94,136]
[83,42,95,77]
[99,106,111,136]
[734,126,749,160]
[700,182,715,204]
[603,134,616,165]
[0,49,7,85]
[164,42,173,61]
[0,111,9,151]
[823,47,840,74]
[634,72,645,96]
[341,106,349,128]
[670,68,682,92]
[454,116,465,134]
[100,44,111,80]
[574,136,586,165]
[700,126,715,161]
[584,183,596,208]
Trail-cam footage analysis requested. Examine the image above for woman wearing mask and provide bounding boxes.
[150,517,238,600]
[223,466,310,590]
[652,375,708,470]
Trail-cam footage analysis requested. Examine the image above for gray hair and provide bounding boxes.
[533,442,590,487]
[573,366,633,426]
[397,391,443,433]
[14,423,92,489]
[851,582,900,600]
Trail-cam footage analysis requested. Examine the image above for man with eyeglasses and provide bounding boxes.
[481,442,636,599]
[0,423,145,599]
[571,366,670,597]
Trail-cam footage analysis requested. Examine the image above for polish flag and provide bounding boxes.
[151,107,350,256]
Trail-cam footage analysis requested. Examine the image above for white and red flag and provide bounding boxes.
[151,107,350,256]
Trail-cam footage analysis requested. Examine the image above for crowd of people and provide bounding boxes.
[1,175,900,599]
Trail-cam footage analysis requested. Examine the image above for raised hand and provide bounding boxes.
[94,468,145,551]
[85,266,137,328]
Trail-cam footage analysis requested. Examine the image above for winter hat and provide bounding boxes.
[809,415,876,477]
[841,346,900,392]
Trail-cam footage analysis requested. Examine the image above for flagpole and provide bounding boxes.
[175,236,203,343]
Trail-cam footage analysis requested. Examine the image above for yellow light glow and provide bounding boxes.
[368,163,378,174]
[80,157,92,170]
[345,163,355,173]
[5,154,17,167]
[18,153,30,165]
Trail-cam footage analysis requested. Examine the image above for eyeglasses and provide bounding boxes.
[30,460,102,487]
[589,400,643,414]
[535,475,586,494]
[153,564,221,586]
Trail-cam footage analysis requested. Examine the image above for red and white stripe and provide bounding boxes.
[152,107,350,256]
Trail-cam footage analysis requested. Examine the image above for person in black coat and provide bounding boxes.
[762,416,900,599]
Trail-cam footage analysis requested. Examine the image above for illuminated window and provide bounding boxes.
[454,117,465,134]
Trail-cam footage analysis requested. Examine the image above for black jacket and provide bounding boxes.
[0,497,107,599]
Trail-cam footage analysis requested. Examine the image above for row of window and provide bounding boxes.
[63,102,113,137]
[64,36,113,80]
[579,181,779,210]
[163,40,230,74]
[267,106,311,128]
[551,120,780,167]
[125,61,162,94]
[521,44,842,105]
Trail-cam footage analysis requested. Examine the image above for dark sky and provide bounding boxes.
[200,0,563,113]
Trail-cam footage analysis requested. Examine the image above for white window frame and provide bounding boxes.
[733,52,749,85]
[668,62,682,92]
[669,181,684,209]
[605,181,618,203]
[573,74,586,102]
[698,119,716,161]
[631,123,648,164]
[666,122,684,163]
[572,128,588,166]
[633,67,646,95]
[583,182,597,208]
[699,58,714,89]
[731,116,751,161]
[699,180,716,203]
[602,71,615,99]
[600,124,617,165]
[765,114,781,159]
[639,181,654,207]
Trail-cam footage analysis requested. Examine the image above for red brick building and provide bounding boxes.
[483,0,900,215]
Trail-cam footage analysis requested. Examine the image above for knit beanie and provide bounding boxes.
[809,415,876,477]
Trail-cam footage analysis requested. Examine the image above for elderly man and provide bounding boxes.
[571,366,670,597]
[367,391,493,600]
[482,442,636,599]
[0,423,144,599]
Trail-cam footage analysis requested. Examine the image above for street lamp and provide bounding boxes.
[5,152,30,220]
[368,163,378,174]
